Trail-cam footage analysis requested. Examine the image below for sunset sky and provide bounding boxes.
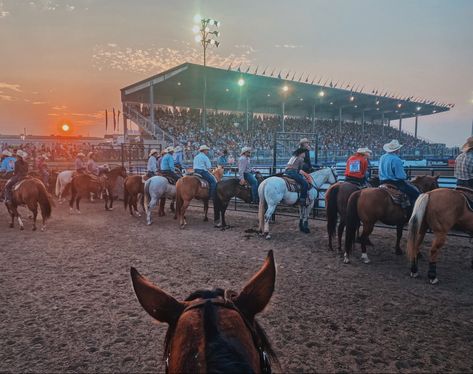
[0,0,472,146]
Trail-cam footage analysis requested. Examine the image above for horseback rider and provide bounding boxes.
[284,148,310,206]
[156,149,168,173]
[4,150,29,205]
[173,145,184,171]
[0,149,16,176]
[75,152,86,174]
[379,139,419,206]
[238,147,259,204]
[299,138,313,173]
[146,149,159,178]
[87,152,100,176]
[344,147,372,186]
[36,154,50,188]
[160,146,180,182]
[193,145,216,199]
[454,136,473,188]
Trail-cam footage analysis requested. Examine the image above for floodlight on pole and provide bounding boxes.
[238,78,245,87]
[282,85,289,92]
[318,90,325,97]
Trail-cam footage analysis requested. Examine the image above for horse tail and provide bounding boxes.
[144,179,151,213]
[257,182,265,231]
[344,190,361,256]
[37,181,53,220]
[325,183,340,242]
[407,193,429,263]
[55,174,61,197]
[123,179,129,210]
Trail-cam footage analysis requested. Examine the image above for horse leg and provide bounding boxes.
[300,206,310,234]
[28,202,38,231]
[158,197,166,217]
[263,204,277,239]
[395,224,404,255]
[133,195,141,217]
[76,196,81,214]
[179,199,191,228]
[17,210,24,230]
[170,198,175,213]
[109,192,114,210]
[69,191,75,214]
[358,221,375,264]
[221,203,229,228]
[203,199,209,222]
[337,219,345,255]
[9,209,14,228]
[427,232,446,285]
[410,227,427,278]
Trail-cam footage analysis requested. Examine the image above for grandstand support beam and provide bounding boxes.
[399,114,403,136]
[282,101,285,132]
[338,107,342,131]
[312,103,316,133]
[246,96,249,132]
[123,103,128,141]
[362,111,365,133]
[149,84,155,135]
[381,111,385,137]
[415,114,418,139]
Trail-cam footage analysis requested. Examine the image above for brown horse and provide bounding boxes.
[102,166,127,206]
[175,167,224,228]
[5,177,53,231]
[325,177,379,252]
[130,250,279,373]
[344,176,439,264]
[407,189,473,284]
[69,174,109,213]
[123,175,144,216]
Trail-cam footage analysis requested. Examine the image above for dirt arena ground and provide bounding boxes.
[1,199,473,373]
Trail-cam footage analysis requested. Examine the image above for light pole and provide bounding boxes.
[193,15,220,135]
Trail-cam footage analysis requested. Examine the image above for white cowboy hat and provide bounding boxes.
[87,151,94,157]
[199,145,210,152]
[2,150,12,157]
[357,147,373,155]
[241,146,252,155]
[383,140,403,153]
[77,152,85,157]
[149,149,159,157]
[17,150,28,159]
[299,138,310,144]
[462,136,473,152]
[174,146,182,152]
[165,146,175,153]
[40,154,49,160]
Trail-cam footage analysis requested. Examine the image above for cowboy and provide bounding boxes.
[4,150,29,205]
[379,139,419,205]
[238,147,259,204]
[0,149,16,175]
[147,149,159,178]
[87,152,100,176]
[160,146,180,182]
[36,154,50,187]
[344,147,372,186]
[454,136,473,188]
[193,145,216,199]
[299,138,313,173]
[217,149,229,168]
[75,152,86,173]
[156,149,168,173]
[284,148,310,206]
[173,145,184,171]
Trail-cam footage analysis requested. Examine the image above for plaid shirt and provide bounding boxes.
[454,150,473,180]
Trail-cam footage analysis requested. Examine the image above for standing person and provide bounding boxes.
[147,149,159,178]
[160,146,180,182]
[454,136,473,188]
[75,152,86,173]
[284,148,309,206]
[37,154,50,188]
[4,150,29,206]
[217,149,228,168]
[344,147,372,186]
[173,145,184,171]
[86,152,100,176]
[379,139,419,205]
[0,150,16,175]
[193,145,216,199]
[238,147,259,204]
[299,138,313,173]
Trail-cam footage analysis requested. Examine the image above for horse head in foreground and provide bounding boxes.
[131,250,278,373]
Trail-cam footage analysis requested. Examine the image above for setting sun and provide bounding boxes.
[61,123,70,132]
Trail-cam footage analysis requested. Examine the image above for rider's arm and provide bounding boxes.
[393,157,407,180]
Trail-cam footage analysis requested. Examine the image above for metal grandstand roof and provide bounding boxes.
[121,63,451,120]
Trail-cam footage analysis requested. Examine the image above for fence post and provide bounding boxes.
[121,143,125,168]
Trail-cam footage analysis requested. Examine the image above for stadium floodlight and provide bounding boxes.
[397,103,402,108]
[267,93,271,97]
[225,88,229,92]
[416,106,421,111]
[354,105,358,108]
[238,78,245,86]
[282,85,289,92]
[319,91,325,97]
[376,100,380,105]
[177,82,181,86]
[300,98,304,101]
[329,101,333,105]
[350,96,355,102]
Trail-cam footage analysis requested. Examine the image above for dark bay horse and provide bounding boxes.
[69,174,108,213]
[344,175,439,264]
[407,189,473,284]
[5,177,53,231]
[131,250,279,373]
[124,175,144,217]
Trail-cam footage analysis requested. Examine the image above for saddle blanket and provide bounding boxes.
[379,184,410,209]
[280,175,313,193]
[188,172,216,189]
[456,186,473,212]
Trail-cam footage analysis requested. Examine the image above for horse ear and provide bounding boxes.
[130,267,185,325]
[235,250,276,318]
[434,175,439,180]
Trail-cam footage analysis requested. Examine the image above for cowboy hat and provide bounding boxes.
[383,140,403,153]
[40,154,49,160]
[357,147,373,155]
[461,136,473,152]
[77,152,85,157]
[174,146,182,152]
[299,138,310,145]
[165,146,175,153]
[2,150,12,157]
[241,146,252,155]
[17,150,28,159]
[87,151,94,157]
[199,145,210,151]
[149,149,159,157]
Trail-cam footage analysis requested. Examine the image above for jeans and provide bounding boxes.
[244,172,259,202]
[195,169,216,198]
[457,179,473,188]
[382,179,420,205]
[4,175,22,202]
[284,170,308,199]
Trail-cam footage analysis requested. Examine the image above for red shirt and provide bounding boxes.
[345,154,368,179]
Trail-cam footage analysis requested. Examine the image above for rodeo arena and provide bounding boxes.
[1,61,473,373]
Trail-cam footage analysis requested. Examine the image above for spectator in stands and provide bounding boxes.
[299,138,313,173]
[160,146,180,182]
[193,145,216,199]
[36,154,50,188]
[0,150,16,175]
[75,153,86,173]
[344,147,372,186]
[454,137,473,188]
[217,149,229,167]
[238,147,259,204]
[147,149,159,178]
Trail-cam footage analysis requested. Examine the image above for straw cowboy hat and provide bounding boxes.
[40,154,49,160]
[77,152,85,157]
[299,138,310,145]
[383,140,403,153]
[241,146,252,155]
[462,137,473,152]
[199,145,210,152]
[357,147,373,155]
[2,150,12,157]
[149,149,159,157]
[165,146,175,153]
[17,150,28,159]
[87,151,94,158]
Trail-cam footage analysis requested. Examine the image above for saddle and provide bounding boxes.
[455,186,473,212]
[188,172,214,189]
[280,175,313,194]
[156,172,178,185]
[379,184,410,209]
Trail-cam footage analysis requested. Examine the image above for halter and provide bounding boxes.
[328,167,338,183]
[165,291,271,374]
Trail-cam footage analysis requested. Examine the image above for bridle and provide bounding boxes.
[165,290,272,374]
[328,167,338,183]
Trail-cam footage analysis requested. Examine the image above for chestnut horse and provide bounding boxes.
[69,174,109,213]
[325,177,379,252]
[123,175,144,217]
[5,177,53,231]
[407,189,473,284]
[344,175,439,264]
[175,167,224,228]
[130,250,279,373]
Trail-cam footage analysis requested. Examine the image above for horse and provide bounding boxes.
[130,250,279,373]
[143,176,177,225]
[325,176,379,252]
[344,175,439,264]
[5,177,53,231]
[55,170,74,202]
[69,174,109,213]
[175,167,224,228]
[28,170,58,194]
[257,167,338,239]
[407,188,473,284]
[101,166,127,209]
[124,175,145,217]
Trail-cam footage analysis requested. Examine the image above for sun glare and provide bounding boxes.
[62,123,70,132]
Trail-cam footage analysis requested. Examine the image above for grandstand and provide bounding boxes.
[120,63,454,163]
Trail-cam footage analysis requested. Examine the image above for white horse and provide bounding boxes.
[144,176,176,225]
[258,167,338,239]
[55,170,74,202]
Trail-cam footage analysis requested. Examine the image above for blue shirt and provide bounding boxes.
[147,156,157,173]
[161,153,175,171]
[193,152,211,171]
[217,155,228,166]
[379,152,407,181]
[0,156,16,172]
[173,151,183,165]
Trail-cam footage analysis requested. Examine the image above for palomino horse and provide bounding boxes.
[123,175,144,217]
[407,188,473,284]
[143,176,177,225]
[55,170,74,202]
[5,177,53,231]
[131,250,279,373]
[344,175,439,264]
[69,174,109,213]
[325,177,379,252]
[258,167,338,239]
[175,167,224,228]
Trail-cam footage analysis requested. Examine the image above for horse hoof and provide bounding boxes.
[395,249,403,255]
[41,227,46,232]
[204,217,209,222]
[32,227,36,231]
[9,223,13,228]
[265,233,271,240]
[69,209,73,214]
[410,272,419,278]
[343,257,350,264]
[214,222,222,228]
[361,257,371,264]
[20,226,24,231]
[147,221,152,226]
[429,278,439,285]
